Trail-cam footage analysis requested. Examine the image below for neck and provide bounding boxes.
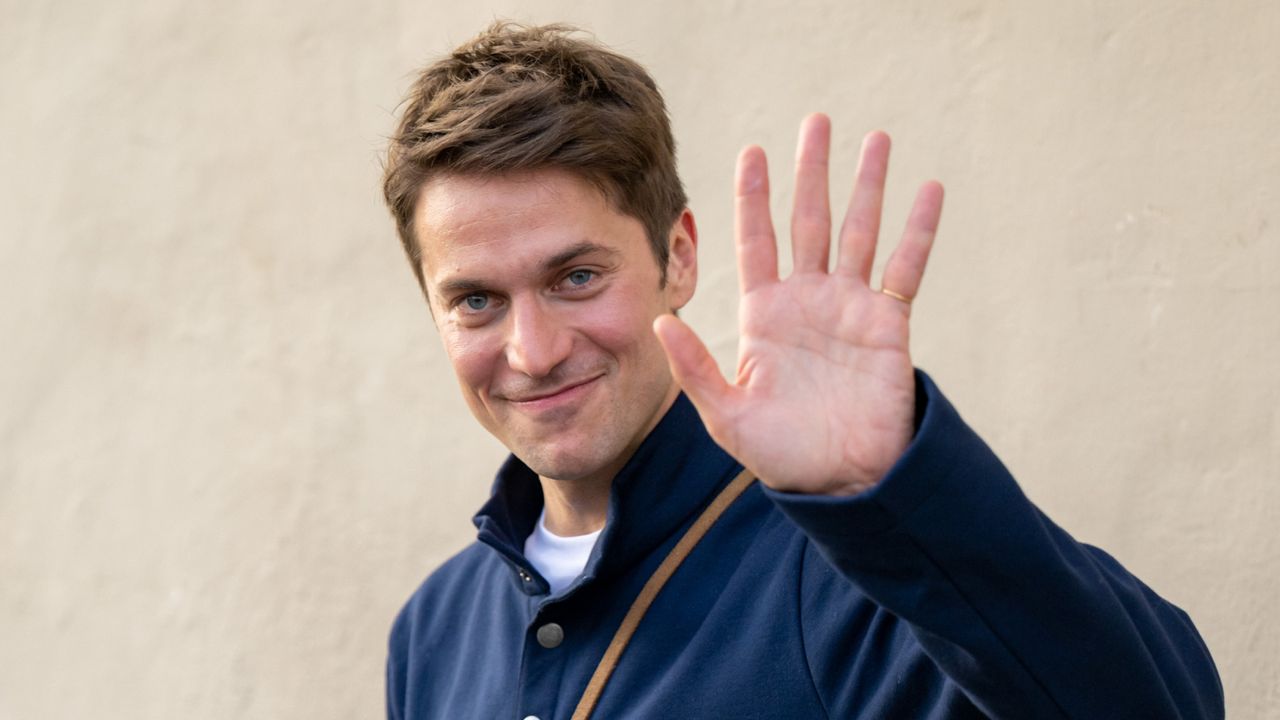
[535,381,683,536]
[539,474,610,536]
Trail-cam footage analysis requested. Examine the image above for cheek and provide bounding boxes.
[441,329,501,395]
[573,288,666,360]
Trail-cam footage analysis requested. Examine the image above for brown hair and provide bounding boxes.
[383,22,687,291]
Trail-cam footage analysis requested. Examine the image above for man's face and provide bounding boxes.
[414,169,697,485]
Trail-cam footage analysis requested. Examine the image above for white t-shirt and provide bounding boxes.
[523,509,602,594]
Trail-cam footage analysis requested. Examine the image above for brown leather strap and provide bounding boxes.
[570,468,756,720]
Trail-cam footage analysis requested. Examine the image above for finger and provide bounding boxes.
[880,180,944,306]
[653,314,736,427]
[735,145,778,294]
[790,113,832,274]
[835,131,891,282]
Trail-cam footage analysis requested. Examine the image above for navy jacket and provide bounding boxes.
[387,373,1223,719]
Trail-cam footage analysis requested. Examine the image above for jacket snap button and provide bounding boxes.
[536,622,564,648]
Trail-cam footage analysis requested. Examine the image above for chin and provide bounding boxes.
[516,442,621,484]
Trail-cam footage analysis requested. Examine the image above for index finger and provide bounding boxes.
[735,145,779,294]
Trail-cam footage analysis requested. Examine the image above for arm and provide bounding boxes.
[654,114,1222,718]
[386,608,409,720]
[775,370,1223,718]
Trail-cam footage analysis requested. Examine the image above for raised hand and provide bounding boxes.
[654,114,944,496]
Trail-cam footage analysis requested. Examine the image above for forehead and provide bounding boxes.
[413,169,643,283]
[416,170,597,240]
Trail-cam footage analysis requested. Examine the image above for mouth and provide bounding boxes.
[505,374,604,410]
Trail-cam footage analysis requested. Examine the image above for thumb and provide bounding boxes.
[652,314,735,426]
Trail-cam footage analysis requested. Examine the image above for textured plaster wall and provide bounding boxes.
[1,0,1276,718]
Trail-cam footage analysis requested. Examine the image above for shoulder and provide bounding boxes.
[389,542,505,654]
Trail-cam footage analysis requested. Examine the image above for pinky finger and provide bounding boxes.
[880,181,944,305]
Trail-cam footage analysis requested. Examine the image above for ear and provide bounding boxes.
[664,209,698,311]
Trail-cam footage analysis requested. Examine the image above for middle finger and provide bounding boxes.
[790,113,833,274]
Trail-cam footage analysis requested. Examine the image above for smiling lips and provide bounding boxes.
[504,374,604,410]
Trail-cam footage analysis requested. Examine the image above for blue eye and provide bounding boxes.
[463,295,488,311]
[567,270,594,286]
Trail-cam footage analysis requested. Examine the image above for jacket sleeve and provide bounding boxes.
[765,371,1224,719]
[386,607,409,720]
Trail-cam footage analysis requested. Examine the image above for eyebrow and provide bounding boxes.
[435,241,620,297]
[435,277,488,296]
[540,241,620,272]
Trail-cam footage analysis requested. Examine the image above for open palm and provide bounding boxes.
[655,114,944,495]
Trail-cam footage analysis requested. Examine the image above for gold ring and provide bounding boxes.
[880,287,913,304]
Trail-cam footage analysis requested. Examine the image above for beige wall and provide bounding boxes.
[2,0,1276,717]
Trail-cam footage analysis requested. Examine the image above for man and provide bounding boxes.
[381,22,1222,719]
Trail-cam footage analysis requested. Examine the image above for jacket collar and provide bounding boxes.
[472,393,740,594]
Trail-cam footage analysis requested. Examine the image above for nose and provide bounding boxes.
[505,299,572,378]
